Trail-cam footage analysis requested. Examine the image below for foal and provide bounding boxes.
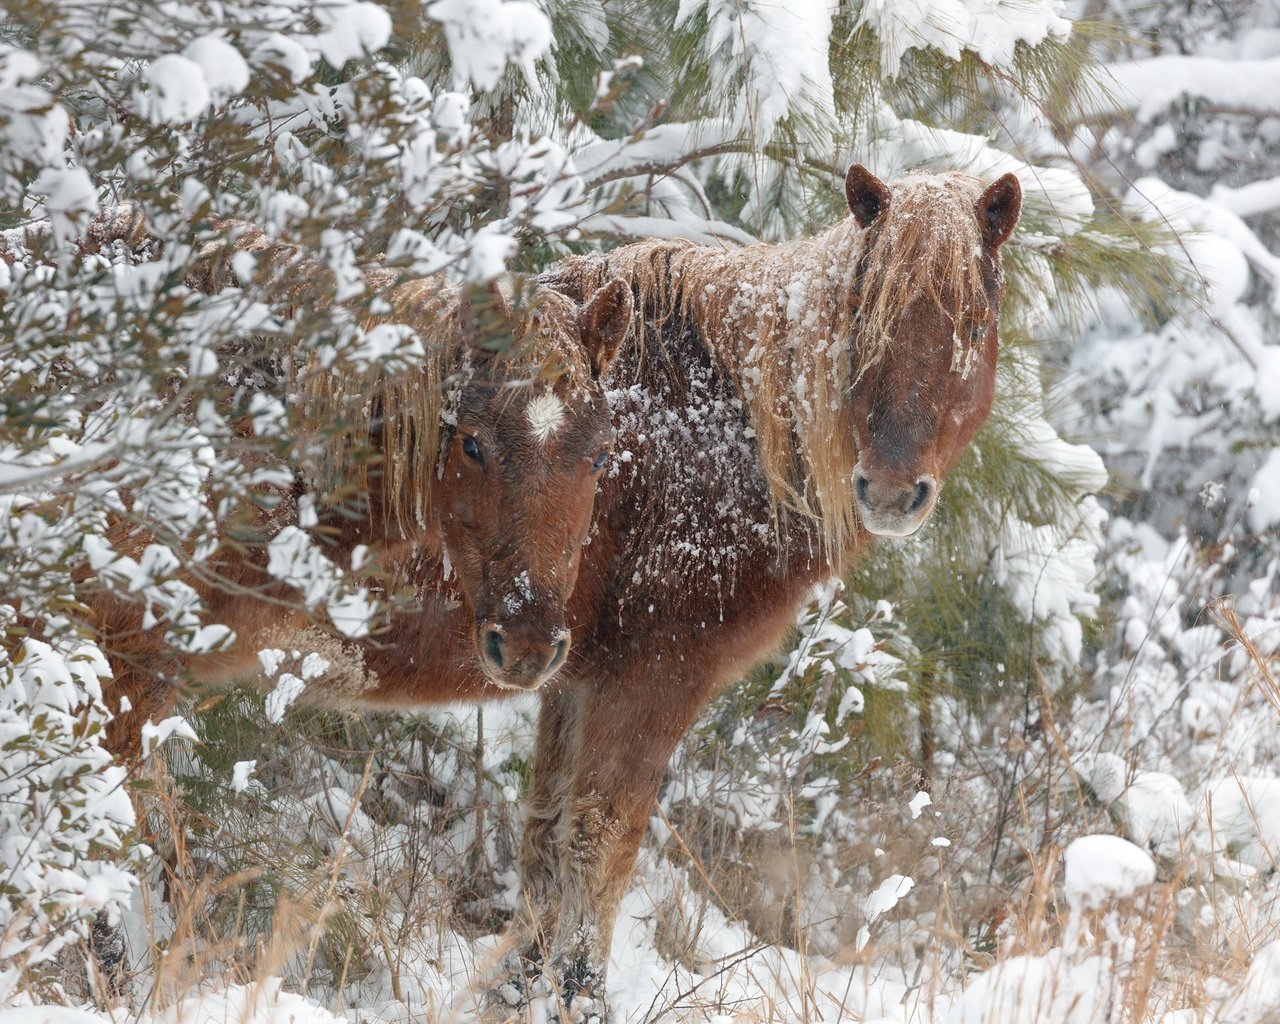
[88,226,633,758]
[512,165,1023,1017]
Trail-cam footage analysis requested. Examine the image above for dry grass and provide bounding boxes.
[1214,599,1280,720]
[68,608,1280,1024]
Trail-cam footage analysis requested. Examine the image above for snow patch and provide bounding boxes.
[426,0,552,90]
[141,54,212,124]
[1062,835,1156,909]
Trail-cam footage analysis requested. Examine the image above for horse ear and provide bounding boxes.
[460,279,514,358]
[580,278,633,379]
[845,164,891,228]
[487,278,513,322]
[976,173,1022,248]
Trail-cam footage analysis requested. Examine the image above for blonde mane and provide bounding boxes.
[548,171,991,558]
[298,275,595,538]
[856,173,990,373]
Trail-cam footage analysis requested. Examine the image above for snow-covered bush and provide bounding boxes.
[1055,0,1280,857]
[0,637,137,1000]
[1070,0,1280,546]
[0,0,580,990]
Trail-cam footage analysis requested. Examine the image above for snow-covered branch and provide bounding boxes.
[1210,176,1280,220]
[575,121,745,190]
[576,212,756,247]
[1105,55,1280,119]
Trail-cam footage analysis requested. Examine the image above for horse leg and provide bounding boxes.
[545,677,702,1021]
[489,686,579,1010]
[518,686,580,952]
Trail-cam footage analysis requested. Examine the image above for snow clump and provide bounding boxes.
[1062,834,1157,909]
[427,0,553,90]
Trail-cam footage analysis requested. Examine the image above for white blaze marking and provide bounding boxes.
[526,392,566,445]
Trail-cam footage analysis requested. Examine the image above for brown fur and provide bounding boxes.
[84,220,633,759]
[503,165,1023,1015]
[538,171,1010,561]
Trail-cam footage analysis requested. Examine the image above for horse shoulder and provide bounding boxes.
[570,341,826,691]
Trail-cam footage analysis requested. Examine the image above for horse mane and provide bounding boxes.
[301,272,594,537]
[856,172,992,371]
[545,171,992,558]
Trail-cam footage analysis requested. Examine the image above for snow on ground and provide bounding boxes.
[10,658,1270,1024]
[0,983,346,1024]
[1061,835,1156,909]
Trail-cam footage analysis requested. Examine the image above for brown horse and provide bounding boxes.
[91,224,634,759]
[497,164,1022,1018]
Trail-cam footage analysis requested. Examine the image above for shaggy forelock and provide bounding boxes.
[856,173,990,374]
[303,278,597,537]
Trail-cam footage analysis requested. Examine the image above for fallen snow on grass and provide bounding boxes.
[1062,834,1156,909]
[950,950,1114,1024]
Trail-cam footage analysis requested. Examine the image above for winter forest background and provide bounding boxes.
[2,0,1279,1021]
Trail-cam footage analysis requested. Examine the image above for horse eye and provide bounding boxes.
[590,450,609,472]
[461,436,484,464]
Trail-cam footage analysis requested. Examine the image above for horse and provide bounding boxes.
[496,164,1023,1019]
[84,220,635,760]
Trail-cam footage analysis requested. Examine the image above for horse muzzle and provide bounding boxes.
[475,621,571,691]
[854,466,937,538]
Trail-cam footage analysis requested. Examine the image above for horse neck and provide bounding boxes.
[667,225,863,561]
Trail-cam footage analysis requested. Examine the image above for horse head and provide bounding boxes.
[844,164,1021,538]
[435,279,632,690]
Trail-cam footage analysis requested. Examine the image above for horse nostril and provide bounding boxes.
[546,636,569,675]
[907,477,934,515]
[855,473,870,506]
[483,628,505,670]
